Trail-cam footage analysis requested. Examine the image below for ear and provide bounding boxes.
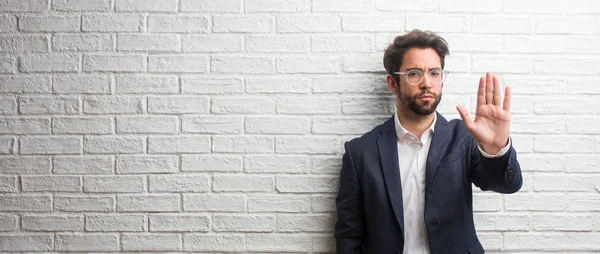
[386,74,399,95]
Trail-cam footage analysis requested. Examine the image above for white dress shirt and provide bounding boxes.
[394,112,510,254]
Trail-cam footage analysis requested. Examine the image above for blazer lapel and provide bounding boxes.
[425,112,452,188]
[376,116,404,234]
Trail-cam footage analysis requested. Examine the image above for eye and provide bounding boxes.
[407,70,422,77]
[430,70,442,77]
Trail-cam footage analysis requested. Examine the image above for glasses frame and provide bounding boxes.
[393,68,449,86]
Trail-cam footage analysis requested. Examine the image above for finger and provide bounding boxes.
[493,75,501,108]
[477,76,485,107]
[456,105,475,130]
[503,85,511,113]
[485,72,493,105]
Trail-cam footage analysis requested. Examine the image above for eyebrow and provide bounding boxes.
[404,67,443,71]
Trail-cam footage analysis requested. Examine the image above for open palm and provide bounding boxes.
[456,72,511,154]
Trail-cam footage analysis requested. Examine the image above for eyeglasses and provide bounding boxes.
[393,68,449,86]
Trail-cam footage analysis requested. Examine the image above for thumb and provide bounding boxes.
[456,105,474,130]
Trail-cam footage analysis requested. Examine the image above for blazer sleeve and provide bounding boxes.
[469,137,523,194]
[335,142,364,253]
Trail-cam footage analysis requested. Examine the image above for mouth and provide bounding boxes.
[419,94,434,99]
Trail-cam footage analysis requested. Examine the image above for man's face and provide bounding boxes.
[396,47,443,115]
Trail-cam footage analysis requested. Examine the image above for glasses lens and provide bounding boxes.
[406,70,423,84]
[430,69,444,84]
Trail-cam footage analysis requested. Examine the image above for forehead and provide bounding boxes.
[400,47,441,70]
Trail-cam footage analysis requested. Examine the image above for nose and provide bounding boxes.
[419,72,433,89]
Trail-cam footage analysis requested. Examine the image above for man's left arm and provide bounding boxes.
[469,138,522,193]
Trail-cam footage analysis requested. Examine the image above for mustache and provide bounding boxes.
[417,91,437,97]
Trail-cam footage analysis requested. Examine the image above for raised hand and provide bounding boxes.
[456,72,511,155]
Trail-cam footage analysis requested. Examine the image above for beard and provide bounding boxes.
[398,89,442,115]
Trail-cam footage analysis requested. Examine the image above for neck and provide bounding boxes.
[396,106,435,139]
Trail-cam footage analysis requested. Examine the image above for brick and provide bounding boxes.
[0,137,14,154]
[276,175,337,193]
[406,14,468,33]
[148,55,207,73]
[246,234,311,252]
[534,57,600,75]
[148,136,210,154]
[472,16,533,34]
[0,16,16,33]
[117,194,180,212]
[116,116,178,134]
[82,14,143,32]
[474,214,530,231]
[534,174,594,192]
[568,118,600,134]
[444,54,470,73]
[214,16,272,33]
[342,16,405,32]
[84,136,144,154]
[505,232,600,251]
[277,56,339,74]
[149,174,210,192]
[376,0,435,11]
[148,15,209,33]
[567,37,600,53]
[247,35,308,53]
[22,175,81,192]
[311,155,341,174]
[22,215,83,231]
[0,194,51,212]
[213,136,274,153]
[0,76,51,94]
[0,214,17,231]
[313,117,385,135]
[181,77,243,94]
[312,76,388,94]
[537,17,597,34]
[213,175,273,192]
[0,55,15,73]
[181,0,241,12]
[121,233,181,251]
[150,214,210,232]
[566,155,600,173]
[56,233,119,252]
[533,214,593,231]
[53,76,111,94]
[248,195,310,212]
[504,76,566,95]
[117,34,179,52]
[84,175,144,193]
[505,0,564,13]
[246,77,309,94]
[183,234,244,252]
[184,194,245,212]
[477,232,502,251]
[182,116,242,134]
[211,56,273,74]
[116,75,178,94]
[53,117,112,134]
[53,0,111,11]
[443,34,503,52]
[246,0,309,12]
[535,98,595,114]
[567,194,600,212]
[518,154,564,172]
[511,116,565,134]
[0,176,17,192]
[182,35,242,53]
[505,193,567,211]
[20,136,80,155]
[568,78,600,94]
[0,117,49,134]
[343,54,382,73]
[506,35,566,53]
[86,214,145,232]
[83,54,145,72]
[245,155,309,173]
[313,235,335,252]
[342,97,391,114]
[19,15,79,32]
[312,35,372,53]
[0,35,47,52]
[312,195,335,212]
[277,96,340,114]
[0,0,48,12]
[313,0,372,12]
[19,96,79,114]
[277,214,334,232]
[472,55,532,74]
[116,0,177,12]
[440,0,502,12]
[52,34,113,52]
[54,195,114,212]
[148,96,209,114]
[1,156,50,174]
[182,155,243,172]
[277,15,340,33]
[276,136,338,154]
[535,136,594,153]
[213,215,274,232]
[0,233,53,252]
[117,155,179,174]
[511,134,534,153]
[245,116,309,134]
[565,0,600,13]
[212,96,275,114]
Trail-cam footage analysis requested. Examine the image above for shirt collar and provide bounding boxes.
[394,111,436,141]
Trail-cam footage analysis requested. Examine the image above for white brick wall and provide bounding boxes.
[0,0,598,253]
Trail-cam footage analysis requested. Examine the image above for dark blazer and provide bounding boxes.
[335,112,522,254]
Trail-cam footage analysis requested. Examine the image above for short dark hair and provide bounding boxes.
[383,29,449,83]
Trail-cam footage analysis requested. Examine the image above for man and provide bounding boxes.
[334,29,523,254]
